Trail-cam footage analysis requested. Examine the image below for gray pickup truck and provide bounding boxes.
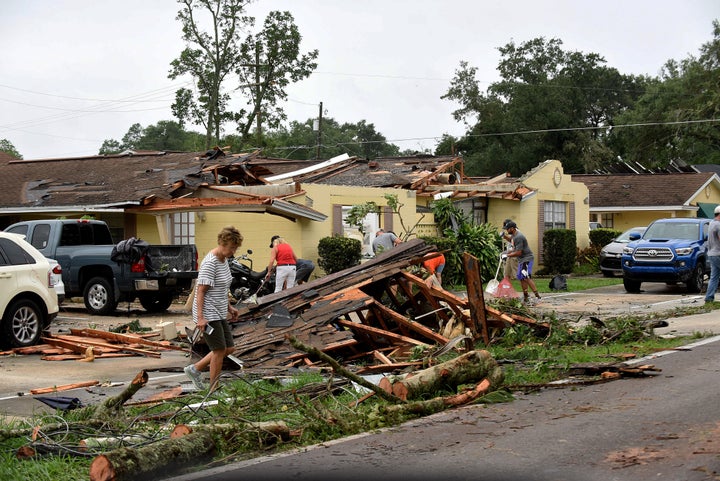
[5,219,197,315]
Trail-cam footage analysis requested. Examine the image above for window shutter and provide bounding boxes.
[332,205,343,235]
[538,200,545,265]
[383,206,393,232]
[569,201,576,230]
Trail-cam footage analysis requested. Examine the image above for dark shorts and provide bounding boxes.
[203,319,234,351]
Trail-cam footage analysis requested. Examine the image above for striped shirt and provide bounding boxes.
[192,251,232,322]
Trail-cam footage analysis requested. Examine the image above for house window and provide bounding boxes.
[601,213,613,229]
[341,206,379,257]
[544,201,567,229]
[171,212,195,245]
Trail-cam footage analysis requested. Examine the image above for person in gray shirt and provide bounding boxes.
[503,221,541,304]
[372,229,401,254]
[704,205,720,303]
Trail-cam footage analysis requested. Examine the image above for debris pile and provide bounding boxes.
[222,239,550,373]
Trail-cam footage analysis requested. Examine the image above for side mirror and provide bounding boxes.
[628,233,641,241]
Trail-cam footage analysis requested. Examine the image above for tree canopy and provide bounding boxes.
[0,139,22,159]
[441,20,720,175]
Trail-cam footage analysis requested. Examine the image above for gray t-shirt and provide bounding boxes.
[708,219,720,257]
[372,232,398,254]
[512,230,534,264]
[192,251,232,322]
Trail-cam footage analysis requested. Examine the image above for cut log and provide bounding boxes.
[89,422,290,481]
[378,350,504,401]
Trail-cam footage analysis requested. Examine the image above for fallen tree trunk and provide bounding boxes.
[377,377,496,418]
[378,350,504,401]
[89,421,289,481]
[288,335,405,404]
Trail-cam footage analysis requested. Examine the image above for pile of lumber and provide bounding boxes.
[10,328,184,361]
[221,239,549,373]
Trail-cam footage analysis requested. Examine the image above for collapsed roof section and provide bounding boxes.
[0,149,536,217]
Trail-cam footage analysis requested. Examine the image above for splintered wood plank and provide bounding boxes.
[46,336,161,358]
[371,301,449,345]
[30,380,100,395]
[463,252,488,343]
[335,319,427,346]
[69,328,185,351]
[485,306,516,325]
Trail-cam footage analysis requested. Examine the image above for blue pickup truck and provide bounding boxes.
[621,217,710,293]
[5,219,197,315]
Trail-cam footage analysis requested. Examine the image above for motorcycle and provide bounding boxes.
[229,250,316,302]
[229,250,274,302]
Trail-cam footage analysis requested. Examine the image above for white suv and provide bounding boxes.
[0,232,59,348]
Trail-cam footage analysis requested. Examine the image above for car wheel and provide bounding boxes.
[623,278,641,293]
[686,265,704,293]
[84,277,118,315]
[2,299,44,348]
[138,293,174,313]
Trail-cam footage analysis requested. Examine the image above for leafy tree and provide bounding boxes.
[169,0,254,148]
[0,139,22,159]
[264,117,400,160]
[169,1,318,151]
[98,121,205,154]
[234,11,318,144]
[443,38,647,175]
[609,19,720,167]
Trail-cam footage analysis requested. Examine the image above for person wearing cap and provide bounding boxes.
[500,219,519,280]
[502,221,541,304]
[266,235,297,293]
[704,205,720,304]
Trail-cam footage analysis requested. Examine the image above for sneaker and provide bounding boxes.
[184,365,206,390]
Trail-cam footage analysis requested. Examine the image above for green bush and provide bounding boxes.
[317,236,362,274]
[542,229,576,274]
[589,228,621,248]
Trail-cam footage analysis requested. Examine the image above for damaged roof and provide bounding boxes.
[0,150,535,215]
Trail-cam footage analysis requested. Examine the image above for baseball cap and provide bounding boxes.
[502,219,513,229]
[505,221,517,229]
[715,205,720,215]
[269,235,280,248]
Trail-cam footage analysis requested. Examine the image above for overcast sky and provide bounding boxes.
[1,0,718,160]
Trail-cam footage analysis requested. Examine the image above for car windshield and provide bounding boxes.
[616,227,646,243]
[644,222,697,240]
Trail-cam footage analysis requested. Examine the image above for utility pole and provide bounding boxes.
[315,101,323,160]
[255,43,262,143]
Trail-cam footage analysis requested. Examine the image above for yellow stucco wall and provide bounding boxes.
[490,160,590,261]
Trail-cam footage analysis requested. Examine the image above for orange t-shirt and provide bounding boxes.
[423,254,445,273]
